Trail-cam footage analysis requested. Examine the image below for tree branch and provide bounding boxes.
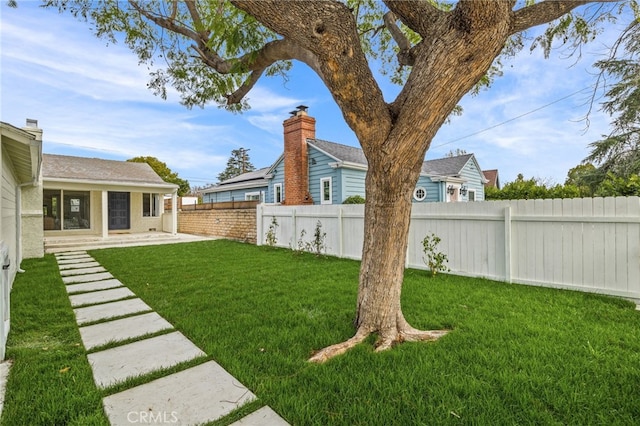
[509,0,603,35]
[231,0,391,144]
[383,11,414,67]
[383,0,446,38]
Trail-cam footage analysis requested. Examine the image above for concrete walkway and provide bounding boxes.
[55,251,288,426]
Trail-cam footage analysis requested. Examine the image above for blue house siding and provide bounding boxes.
[308,147,340,204]
[340,168,367,202]
[459,159,485,201]
[203,186,268,203]
[414,177,440,203]
[266,159,285,203]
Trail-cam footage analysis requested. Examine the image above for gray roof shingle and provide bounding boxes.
[309,139,368,165]
[42,154,172,186]
[421,153,473,176]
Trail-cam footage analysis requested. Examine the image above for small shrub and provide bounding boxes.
[422,233,449,277]
[343,195,366,204]
[265,216,278,246]
[293,221,328,256]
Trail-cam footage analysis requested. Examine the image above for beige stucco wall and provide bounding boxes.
[20,180,44,258]
[127,192,164,233]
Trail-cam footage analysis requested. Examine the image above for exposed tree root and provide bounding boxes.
[308,324,450,363]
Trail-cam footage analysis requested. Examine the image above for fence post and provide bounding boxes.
[256,204,263,246]
[291,208,297,249]
[338,207,343,257]
[504,206,512,283]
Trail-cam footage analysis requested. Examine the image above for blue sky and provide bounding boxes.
[0,2,631,187]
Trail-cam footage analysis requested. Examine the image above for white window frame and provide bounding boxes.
[320,177,332,205]
[413,187,427,201]
[143,193,160,217]
[274,183,283,204]
[468,189,476,202]
[245,191,261,201]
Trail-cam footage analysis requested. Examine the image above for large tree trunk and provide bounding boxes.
[309,141,448,363]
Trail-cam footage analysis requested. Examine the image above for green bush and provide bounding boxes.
[343,195,365,204]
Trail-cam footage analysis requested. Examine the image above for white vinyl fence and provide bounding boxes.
[257,197,640,300]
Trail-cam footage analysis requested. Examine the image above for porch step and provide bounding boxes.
[44,233,210,253]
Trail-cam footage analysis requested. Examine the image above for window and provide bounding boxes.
[245,192,261,201]
[43,189,61,230]
[63,191,91,229]
[413,187,427,201]
[321,177,332,204]
[143,193,160,217]
[468,189,476,202]
[274,184,283,204]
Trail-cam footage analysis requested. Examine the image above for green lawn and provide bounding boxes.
[4,240,640,425]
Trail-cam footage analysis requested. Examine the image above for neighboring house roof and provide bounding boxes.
[309,139,368,165]
[203,167,270,194]
[42,154,177,190]
[212,141,486,187]
[421,153,474,176]
[483,169,500,188]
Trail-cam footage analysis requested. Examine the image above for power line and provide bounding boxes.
[432,85,595,149]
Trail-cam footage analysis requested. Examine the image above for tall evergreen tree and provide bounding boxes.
[217,148,255,182]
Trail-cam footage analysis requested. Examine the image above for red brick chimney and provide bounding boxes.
[283,105,315,205]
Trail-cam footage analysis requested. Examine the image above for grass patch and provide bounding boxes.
[2,255,107,426]
[85,240,640,425]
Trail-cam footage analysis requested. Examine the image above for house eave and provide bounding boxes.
[43,177,178,192]
[328,161,368,171]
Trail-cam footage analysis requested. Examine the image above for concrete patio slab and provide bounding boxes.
[87,332,206,389]
[231,407,289,426]
[60,266,107,276]
[79,312,173,350]
[55,250,88,256]
[57,257,95,265]
[103,361,256,426]
[69,287,135,307]
[58,261,101,270]
[74,298,152,325]
[62,272,113,284]
[66,279,124,294]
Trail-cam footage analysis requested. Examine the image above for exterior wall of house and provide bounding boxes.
[308,147,339,204]
[203,186,268,203]
[20,178,44,258]
[339,168,367,202]
[266,160,285,204]
[129,192,164,233]
[414,177,442,203]
[459,159,485,201]
[1,149,18,274]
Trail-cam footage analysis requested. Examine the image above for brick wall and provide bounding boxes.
[177,208,257,243]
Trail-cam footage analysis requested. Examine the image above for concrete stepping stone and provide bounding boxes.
[231,407,290,426]
[87,332,206,389]
[58,261,101,270]
[57,257,96,265]
[62,272,113,284]
[66,279,124,294]
[56,254,92,260]
[79,312,173,350]
[103,361,256,426]
[56,250,87,256]
[60,266,107,276]
[69,287,134,307]
[74,298,152,325]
